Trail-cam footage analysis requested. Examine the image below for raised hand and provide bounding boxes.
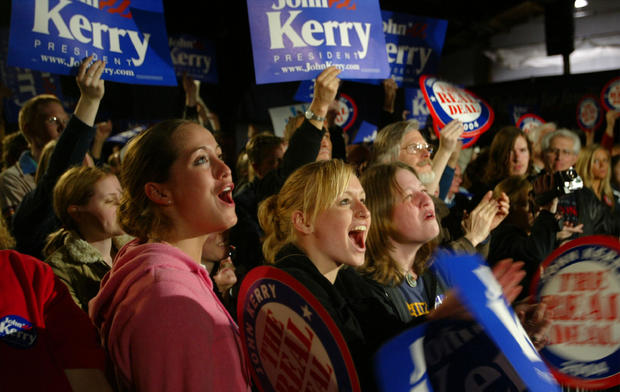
[491,258,526,304]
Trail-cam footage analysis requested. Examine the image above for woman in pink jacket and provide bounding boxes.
[89,119,250,391]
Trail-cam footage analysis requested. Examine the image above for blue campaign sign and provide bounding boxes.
[351,120,376,144]
[420,75,494,148]
[0,28,66,124]
[237,266,360,392]
[294,79,315,102]
[404,87,430,129]
[246,0,390,84]
[432,253,561,392]
[576,94,603,132]
[516,113,545,135]
[169,34,218,84]
[601,76,620,111]
[381,11,447,88]
[530,236,620,390]
[8,0,176,86]
[375,319,538,392]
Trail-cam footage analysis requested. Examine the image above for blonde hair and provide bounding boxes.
[576,144,614,209]
[258,159,354,263]
[361,162,434,285]
[44,166,113,257]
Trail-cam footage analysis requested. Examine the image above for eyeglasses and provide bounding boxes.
[545,148,575,157]
[44,116,68,127]
[402,143,433,155]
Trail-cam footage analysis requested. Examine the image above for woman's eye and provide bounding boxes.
[194,156,208,166]
[339,198,350,205]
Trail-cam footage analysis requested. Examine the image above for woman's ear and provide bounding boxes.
[144,182,172,206]
[292,210,313,235]
[67,205,80,221]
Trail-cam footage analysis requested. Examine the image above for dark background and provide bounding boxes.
[1,0,618,163]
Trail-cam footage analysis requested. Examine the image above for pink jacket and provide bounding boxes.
[89,240,250,391]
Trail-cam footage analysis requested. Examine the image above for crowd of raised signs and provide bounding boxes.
[1,57,619,391]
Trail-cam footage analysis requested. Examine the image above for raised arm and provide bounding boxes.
[430,120,464,196]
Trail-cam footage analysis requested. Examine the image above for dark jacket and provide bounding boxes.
[573,187,620,237]
[12,116,95,260]
[274,245,375,390]
[255,119,325,203]
[230,119,325,276]
[489,210,560,296]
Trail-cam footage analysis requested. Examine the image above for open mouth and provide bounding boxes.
[424,210,435,220]
[348,225,367,250]
[217,185,234,205]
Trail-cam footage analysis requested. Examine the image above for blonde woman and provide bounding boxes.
[576,143,616,209]
[44,166,131,311]
[258,159,380,387]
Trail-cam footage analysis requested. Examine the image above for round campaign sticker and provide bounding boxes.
[333,93,358,132]
[530,236,620,389]
[516,113,545,135]
[600,76,620,111]
[237,266,360,392]
[419,75,494,148]
[0,315,37,349]
[576,95,603,132]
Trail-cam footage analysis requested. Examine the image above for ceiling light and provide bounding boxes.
[574,0,588,8]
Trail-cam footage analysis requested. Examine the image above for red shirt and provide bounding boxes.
[0,250,105,391]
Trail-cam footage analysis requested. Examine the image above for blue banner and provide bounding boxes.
[381,11,447,88]
[351,120,376,144]
[0,28,67,124]
[8,0,176,86]
[247,0,390,84]
[432,253,560,391]
[375,319,535,392]
[404,87,430,129]
[169,34,218,84]
[294,79,314,102]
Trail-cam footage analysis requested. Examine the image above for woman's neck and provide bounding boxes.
[295,240,342,284]
[88,237,114,266]
[388,240,422,276]
[591,178,603,199]
[150,234,207,265]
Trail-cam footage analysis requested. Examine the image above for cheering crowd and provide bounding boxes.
[2,57,620,391]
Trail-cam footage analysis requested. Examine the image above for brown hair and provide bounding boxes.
[2,132,29,170]
[493,175,533,232]
[483,126,533,185]
[43,166,113,257]
[361,162,434,285]
[258,159,354,264]
[246,133,282,165]
[118,119,191,240]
